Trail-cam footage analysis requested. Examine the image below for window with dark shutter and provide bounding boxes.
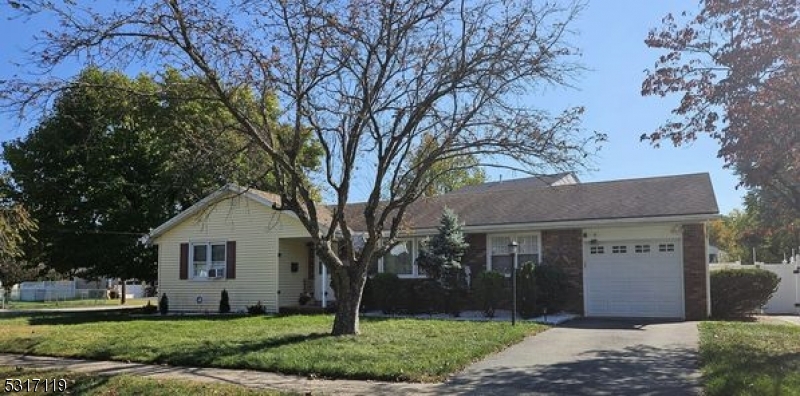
[179,243,189,280]
[226,241,236,279]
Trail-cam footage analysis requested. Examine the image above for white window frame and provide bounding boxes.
[190,241,227,280]
[378,238,428,278]
[486,233,542,276]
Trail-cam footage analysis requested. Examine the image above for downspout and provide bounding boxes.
[705,222,711,318]
[321,259,327,309]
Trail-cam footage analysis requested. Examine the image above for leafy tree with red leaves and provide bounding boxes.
[643,0,799,221]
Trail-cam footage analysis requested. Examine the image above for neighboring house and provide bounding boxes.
[707,245,727,263]
[147,172,719,320]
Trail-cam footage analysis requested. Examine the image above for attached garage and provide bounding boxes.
[583,226,688,319]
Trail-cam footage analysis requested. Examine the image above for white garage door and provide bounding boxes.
[584,239,684,318]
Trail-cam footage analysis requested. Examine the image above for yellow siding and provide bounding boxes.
[154,194,310,313]
[278,239,310,307]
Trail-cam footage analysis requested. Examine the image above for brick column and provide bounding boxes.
[682,223,708,320]
[541,229,584,314]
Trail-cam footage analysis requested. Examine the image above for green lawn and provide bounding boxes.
[0,313,545,382]
[2,298,154,310]
[699,321,800,396]
[0,366,289,395]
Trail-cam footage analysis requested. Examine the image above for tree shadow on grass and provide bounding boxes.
[700,344,800,396]
[153,332,332,367]
[441,345,701,395]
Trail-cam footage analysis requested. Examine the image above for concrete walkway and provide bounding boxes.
[768,315,800,326]
[0,354,435,395]
[0,319,702,395]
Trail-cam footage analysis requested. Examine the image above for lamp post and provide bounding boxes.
[508,241,518,326]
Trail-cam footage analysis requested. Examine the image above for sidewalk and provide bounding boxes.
[0,305,143,314]
[0,354,438,395]
[771,315,800,326]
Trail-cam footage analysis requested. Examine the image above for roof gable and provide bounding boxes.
[146,184,297,243]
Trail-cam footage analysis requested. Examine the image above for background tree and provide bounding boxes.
[709,193,800,264]
[3,0,602,335]
[642,0,799,223]
[411,134,486,197]
[416,208,469,289]
[0,184,38,301]
[2,67,321,298]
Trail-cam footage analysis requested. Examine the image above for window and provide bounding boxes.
[612,245,627,254]
[590,245,605,254]
[635,244,651,253]
[490,236,513,275]
[383,240,414,275]
[658,243,675,252]
[191,242,226,279]
[489,234,540,275]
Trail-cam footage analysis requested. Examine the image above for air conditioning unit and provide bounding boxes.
[208,269,225,279]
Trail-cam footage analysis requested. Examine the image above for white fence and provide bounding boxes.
[711,260,800,314]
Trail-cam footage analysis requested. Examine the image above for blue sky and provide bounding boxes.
[0,0,744,214]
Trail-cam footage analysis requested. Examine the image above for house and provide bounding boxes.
[707,245,727,263]
[147,172,719,320]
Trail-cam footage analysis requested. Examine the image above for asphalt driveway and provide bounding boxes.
[440,318,701,395]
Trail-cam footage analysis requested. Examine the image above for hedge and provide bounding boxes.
[710,268,779,318]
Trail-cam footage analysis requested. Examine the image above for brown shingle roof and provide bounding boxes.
[449,172,576,194]
[341,173,719,231]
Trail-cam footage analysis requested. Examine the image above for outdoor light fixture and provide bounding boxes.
[508,241,519,326]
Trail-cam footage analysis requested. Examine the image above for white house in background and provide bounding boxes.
[708,245,728,263]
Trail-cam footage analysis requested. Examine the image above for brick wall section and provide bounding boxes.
[541,229,584,314]
[683,223,708,320]
[463,233,487,284]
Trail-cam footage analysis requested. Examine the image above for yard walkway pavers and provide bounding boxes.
[0,319,702,395]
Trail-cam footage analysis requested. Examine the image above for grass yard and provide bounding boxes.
[0,313,545,382]
[2,298,154,310]
[0,366,289,395]
[699,321,800,396]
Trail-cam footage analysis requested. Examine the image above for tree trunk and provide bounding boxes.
[120,280,127,305]
[330,266,367,336]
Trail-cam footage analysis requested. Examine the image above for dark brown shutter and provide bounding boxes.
[179,243,189,280]
[226,241,236,279]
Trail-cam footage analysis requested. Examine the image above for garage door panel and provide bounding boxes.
[585,238,683,318]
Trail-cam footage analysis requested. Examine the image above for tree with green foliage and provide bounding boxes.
[411,134,486,197]
[416,208,469,289]
[0,183,39,301]
[2,68,321,300]
[710,192,800,264]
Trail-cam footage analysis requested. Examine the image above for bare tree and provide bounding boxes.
[3,0,603,335]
